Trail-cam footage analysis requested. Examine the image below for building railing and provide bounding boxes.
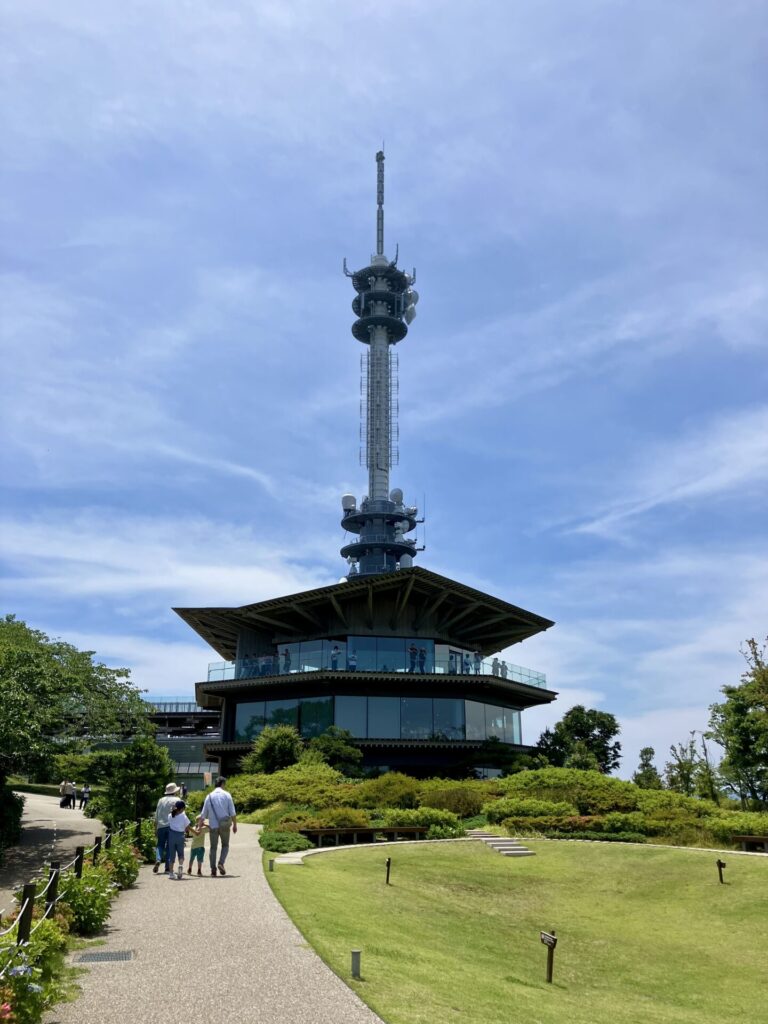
[145,701,213,714]
[207,655,546,688]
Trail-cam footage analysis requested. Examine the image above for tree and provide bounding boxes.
[536,705,622,774]
[103,737,175,826]
[241,725,303,774]
[632,747,663,790]
[307,727,363,776]
[708,637,768,809]
[0,615,150,789]
[563,741,601,771]
[664,736,698,796]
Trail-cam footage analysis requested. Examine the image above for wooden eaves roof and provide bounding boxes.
[173,566,554,661]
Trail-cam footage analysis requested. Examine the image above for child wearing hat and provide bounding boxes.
[187,815,209,876]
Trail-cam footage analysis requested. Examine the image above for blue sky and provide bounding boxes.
[2,1,766,778]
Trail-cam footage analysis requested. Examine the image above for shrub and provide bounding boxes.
[259,831,315,854]
[484,797,579,824]
[82,794,109,822]
[498,768,640,813]
[701,811,768,845]
[241,725,303,774]
[418,781,486,818]
[501,814,605,835]
[0,917,68,1024]
[378,807,463,836]
[227,762,350,812]
[542,831,647,844]
[102,833,141,889]
[0,788,24,853]
[353,772,420,809]
[58,864,117,935]
[602,811,648,835]
[299,807,371,830]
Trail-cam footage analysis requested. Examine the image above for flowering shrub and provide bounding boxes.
[102,835,141,889]
[0,918,68,1024]
[58,864,117,936]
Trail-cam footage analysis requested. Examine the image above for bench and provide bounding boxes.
[732,834,768,853]
[298,826,429,847]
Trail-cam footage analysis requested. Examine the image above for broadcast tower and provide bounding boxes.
[340,151,421,577]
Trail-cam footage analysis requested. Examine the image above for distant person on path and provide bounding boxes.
[187,815,209,876]
[167,800,191,880]
[180,783,188,799]
[79,783,91,810]
[200,777,238,877]
[153,782,180,874]
[67,781,77,809]
[59,780,69,808]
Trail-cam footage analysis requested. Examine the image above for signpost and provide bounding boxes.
[385,856,392,885]
[716,859,726,884]
[540,930,557,983]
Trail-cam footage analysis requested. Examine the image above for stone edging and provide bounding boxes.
[513,836,767,857]
[273,836,475,866]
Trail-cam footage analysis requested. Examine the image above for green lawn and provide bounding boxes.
[267,840,768,1024]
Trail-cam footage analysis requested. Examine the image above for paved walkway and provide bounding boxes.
[44,824,384,1024]
[0,794,102,917]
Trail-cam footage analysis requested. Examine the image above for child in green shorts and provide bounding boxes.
[187,815,209,876]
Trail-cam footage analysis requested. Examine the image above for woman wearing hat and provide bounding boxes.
[153,782,181,873]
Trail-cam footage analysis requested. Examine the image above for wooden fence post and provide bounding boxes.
[45,862,60,919]
[17,884,36,945]
[92,836,102,866]
[74,846,85,878]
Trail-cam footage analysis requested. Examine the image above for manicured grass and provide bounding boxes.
[267,840,767,1024]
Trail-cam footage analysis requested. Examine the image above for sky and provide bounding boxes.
[1,1,767,779]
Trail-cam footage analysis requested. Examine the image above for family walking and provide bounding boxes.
[153,777,238,879]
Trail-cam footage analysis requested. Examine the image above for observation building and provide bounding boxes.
[176,153,557,776]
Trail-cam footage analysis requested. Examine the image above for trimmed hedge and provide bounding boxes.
[483,798,579,824]
[259,831,315,853]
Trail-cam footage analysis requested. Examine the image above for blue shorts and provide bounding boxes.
[189,846,204,863]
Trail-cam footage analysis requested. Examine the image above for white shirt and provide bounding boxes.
[168,812,190,833]
[155,795,178,828]
[201,788,236,828]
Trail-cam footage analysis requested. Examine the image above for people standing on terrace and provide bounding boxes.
[408,643,418,672]
[473,650,482,674]
[491,657,500,677]
[418,647,426,672]
[282,648,291,674]
[500,660,508,679]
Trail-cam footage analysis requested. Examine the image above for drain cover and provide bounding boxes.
[77,950,133,963]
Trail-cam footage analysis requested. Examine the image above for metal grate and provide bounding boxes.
[77,950,133,963]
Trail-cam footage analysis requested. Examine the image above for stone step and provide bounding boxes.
[467,828,535,857]
[501,850,536,857]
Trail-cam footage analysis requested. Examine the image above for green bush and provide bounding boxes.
[501,814,604,835]
[0,917,68,1024]
[227,762,350,812]
[82,794,109,822]
[259,831,315,853]
[483,797,579,824]
[102,833,141,889]
[541,831,647,844]
[184,789,205,815]
[601,811,648,834]
[298,807,371,830]
[58,864,117,935]
[418,781,486,818]
[701,811,768,844]
[378,807,463,835]
[498,768,640,813]
[353,772,420,809]
[0,787,24,852]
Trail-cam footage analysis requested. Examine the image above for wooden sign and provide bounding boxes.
[540,929,557,983]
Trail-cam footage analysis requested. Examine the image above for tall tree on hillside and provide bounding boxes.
[632,747,663,789]
[536,705,622,774]
[664,736,698,796]
[708,638,768,809]
[0,615,150,787]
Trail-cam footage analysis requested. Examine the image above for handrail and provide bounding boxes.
[35,871,58,899]
[0,901,27,938]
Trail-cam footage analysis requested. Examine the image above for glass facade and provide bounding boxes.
[211,637,546,688]
[233,695,522,744]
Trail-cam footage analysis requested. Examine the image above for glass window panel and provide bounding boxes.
[300,696,334,739]
[401,697,433,739]
[351,637,377,672]
[368,696,400,738]
[335,696,367,737]
[465,700,486,741]
[485,704,505,741]
[265,698,298,727]
[299,642,323,672]
[507,710,521,745]
[278,643,300,675]
[434,644,450,675]
[377,638,406,673]
[433,698,464,740]
[234,701,265,742]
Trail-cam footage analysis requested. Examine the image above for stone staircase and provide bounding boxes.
[467,829,535,857]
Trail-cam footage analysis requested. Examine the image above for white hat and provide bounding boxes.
[164,783,180,796]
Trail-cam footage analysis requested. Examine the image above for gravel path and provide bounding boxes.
[44,823,385,1024]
